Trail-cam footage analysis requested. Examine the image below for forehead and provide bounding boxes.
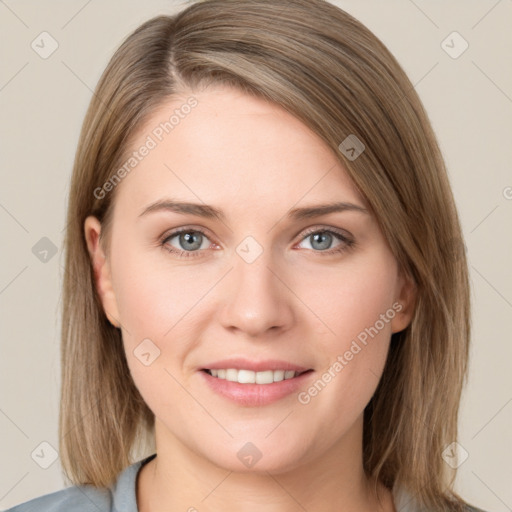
[113,86,366,217]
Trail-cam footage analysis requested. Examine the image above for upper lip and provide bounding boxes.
[201,358,312,373]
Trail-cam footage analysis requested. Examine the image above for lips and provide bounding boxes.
[200,358,311,373]
[198,358,314,406]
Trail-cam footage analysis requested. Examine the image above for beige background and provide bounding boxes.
[1,0,511,510]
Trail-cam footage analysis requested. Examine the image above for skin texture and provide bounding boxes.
[85,85,415,512]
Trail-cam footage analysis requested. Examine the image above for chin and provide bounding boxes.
[201,437,310,475]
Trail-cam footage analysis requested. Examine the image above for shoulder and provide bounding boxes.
[392,484,492,512]
[4,484,112,512]
[5,453,157,512]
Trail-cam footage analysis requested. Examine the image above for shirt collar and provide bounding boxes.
[112,453,156,512]
[392,484,426,511]
[112,454,422,512]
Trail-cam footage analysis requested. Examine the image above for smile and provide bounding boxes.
[203,368,308,384]
[200,368,314,406]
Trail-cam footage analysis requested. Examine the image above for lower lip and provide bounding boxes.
[199,370,314,406]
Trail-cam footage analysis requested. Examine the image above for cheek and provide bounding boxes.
[111,245,203,339]
[294,252,397,415]
[298,250,398,343]
[110,246,216,393]
[111,251,190,415]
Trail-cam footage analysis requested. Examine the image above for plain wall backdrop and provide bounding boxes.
[1,0,511,510]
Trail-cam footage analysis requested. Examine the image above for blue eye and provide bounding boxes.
[297,228,355,255]
[161,228,212,258]
[160,227,355,258]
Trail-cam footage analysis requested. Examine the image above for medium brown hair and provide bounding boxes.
[60,1,471,510]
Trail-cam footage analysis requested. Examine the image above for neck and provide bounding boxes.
[137,416,394,512]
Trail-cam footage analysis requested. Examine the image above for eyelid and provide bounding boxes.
[295,224,353,243]
[160,224,355,257]
[161,225,215,242]
[160,225,216,247]
[161,224,353,244]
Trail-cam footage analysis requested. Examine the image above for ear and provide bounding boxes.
[390,269,417,334]
[84,216,121,328]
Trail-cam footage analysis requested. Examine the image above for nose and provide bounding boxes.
[217,249,295,338]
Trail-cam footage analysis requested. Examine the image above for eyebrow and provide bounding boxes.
[137,199,369,221]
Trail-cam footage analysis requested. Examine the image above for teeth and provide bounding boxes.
[207,368,300,384]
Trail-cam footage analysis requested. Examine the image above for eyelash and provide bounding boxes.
[160,226,355,259]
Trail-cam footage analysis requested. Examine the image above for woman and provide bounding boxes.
[7,0,487,510]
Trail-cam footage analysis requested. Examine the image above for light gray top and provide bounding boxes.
[5,453,486,511]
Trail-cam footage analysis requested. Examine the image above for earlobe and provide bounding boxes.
[84,216,121,329]
[390,271,417,334]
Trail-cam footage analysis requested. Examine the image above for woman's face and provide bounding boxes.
[86,85,414,473]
